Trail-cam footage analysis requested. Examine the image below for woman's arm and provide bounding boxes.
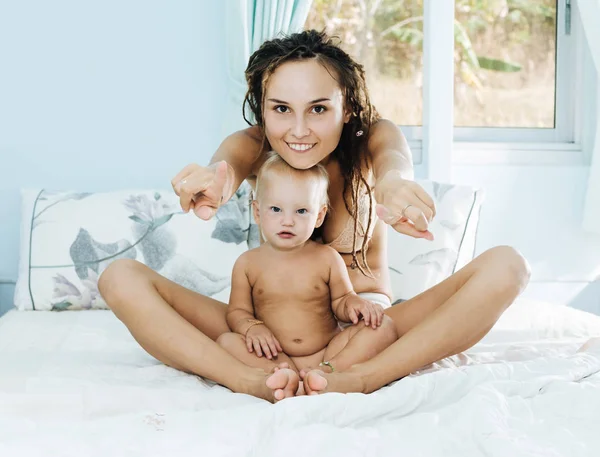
[368,119,435,239]
[172,126,263,219]
[368,119,415,181]
[209,126,264,199]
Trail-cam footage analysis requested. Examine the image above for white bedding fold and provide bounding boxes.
[1,299,600,457]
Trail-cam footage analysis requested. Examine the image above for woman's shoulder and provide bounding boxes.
[237,126,272,176]
[241,125,263,143]
[367,118,407,150]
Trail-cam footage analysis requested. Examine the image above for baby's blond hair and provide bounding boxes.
[254,152,329,207]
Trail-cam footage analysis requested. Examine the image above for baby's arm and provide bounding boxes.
[328,249,356,323]
[226,254,261,335]
[226,253,283,358]
[328,248,384,328]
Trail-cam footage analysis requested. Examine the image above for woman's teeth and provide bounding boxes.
[287,143,315,151]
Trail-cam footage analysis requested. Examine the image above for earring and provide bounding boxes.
[356,130,364,137]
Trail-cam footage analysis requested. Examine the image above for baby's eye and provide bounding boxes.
[297,208,308,215]
[274,105,290,114]
[312,105,327,114]
[270,206,281,213]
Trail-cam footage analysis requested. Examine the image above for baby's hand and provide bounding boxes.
[344,295,384,329]
[245,325,283,360]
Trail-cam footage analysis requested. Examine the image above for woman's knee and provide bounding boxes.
[98,259,146,301]
[480,245,531,292]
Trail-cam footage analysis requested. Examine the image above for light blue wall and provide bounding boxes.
[1,2,599,317]
[0,1,228,304]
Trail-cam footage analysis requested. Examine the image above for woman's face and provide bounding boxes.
[263,59,350,169]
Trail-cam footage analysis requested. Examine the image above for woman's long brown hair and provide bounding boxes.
[243,29,380,275]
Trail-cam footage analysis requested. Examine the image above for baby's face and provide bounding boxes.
[254,173,326,250]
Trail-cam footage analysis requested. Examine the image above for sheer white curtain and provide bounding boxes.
[579,0,600,233]
[222,0,313,138]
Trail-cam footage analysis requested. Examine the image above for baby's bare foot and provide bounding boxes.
[237,368,298,403]
[266,368,300,401]
[304,369,328,395]
[303,369,367,396]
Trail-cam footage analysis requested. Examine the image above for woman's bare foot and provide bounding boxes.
[303,369,367,396]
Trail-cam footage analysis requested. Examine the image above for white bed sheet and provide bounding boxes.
[1,298,600,457]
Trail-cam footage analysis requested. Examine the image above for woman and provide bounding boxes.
[99,30,530,401]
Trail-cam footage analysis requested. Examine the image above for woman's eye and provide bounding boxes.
[312,105,327,114]
[274,105,289,114]
[297,208,307,214]
[270,206,281,213]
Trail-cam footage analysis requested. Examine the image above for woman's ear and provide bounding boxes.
[252,200,260,225]
[343,108,352,124]
[315,205,328,228]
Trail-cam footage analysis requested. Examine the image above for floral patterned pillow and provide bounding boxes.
[14,184,253,311]
[386,181,484,301]
[246,180,484,302]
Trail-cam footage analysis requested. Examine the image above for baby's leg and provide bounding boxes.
[216,332,298,372]
[321,316,398,373]
[289,348,327,374]
[218,333,304,399]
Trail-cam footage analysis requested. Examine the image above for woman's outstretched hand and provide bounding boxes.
[374,170,436,240]
[171,161,235,221]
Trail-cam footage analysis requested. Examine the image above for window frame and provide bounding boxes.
[453,0,578,143]
[399,0,587,170]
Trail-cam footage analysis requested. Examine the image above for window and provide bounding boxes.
[454,1,557,129]
[306,0,424,127]
[306,0,581,148]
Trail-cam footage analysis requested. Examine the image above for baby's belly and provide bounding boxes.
[259,308,339,357]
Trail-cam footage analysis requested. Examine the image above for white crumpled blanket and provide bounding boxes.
[1,298,600,457]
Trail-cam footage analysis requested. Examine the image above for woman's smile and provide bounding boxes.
[286,142,316,152]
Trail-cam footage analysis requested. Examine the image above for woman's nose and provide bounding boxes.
[292,116,310,139]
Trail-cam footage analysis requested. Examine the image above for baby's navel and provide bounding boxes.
[293,338,303,344]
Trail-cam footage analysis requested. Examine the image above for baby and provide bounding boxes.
[217,153,398,384]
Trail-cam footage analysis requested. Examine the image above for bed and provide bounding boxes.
[2,297,600,457]
[5,184,600,455]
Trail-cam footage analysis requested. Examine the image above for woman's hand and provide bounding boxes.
[245,324,283,360]
[374,170,436,240]
[171,161,235,220]
[343,294,384,329]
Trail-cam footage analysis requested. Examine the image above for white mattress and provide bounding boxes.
[1,298,600,457]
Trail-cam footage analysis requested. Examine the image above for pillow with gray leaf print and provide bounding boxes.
[246,180,484,303]
[13,183,253,311]
[387,181,484,302]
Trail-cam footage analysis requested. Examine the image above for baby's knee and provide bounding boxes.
[216,332,245,350]
[377,315,399,343]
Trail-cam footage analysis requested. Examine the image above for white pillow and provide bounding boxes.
[246,180,483,302]
[14,184,252,311]
[387,181,484,301]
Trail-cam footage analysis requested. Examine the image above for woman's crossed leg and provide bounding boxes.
[99,258,298,402]
[303,246,531,395]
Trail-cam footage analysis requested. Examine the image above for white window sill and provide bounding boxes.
[453,142,586,165]
[408,141,587,166]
